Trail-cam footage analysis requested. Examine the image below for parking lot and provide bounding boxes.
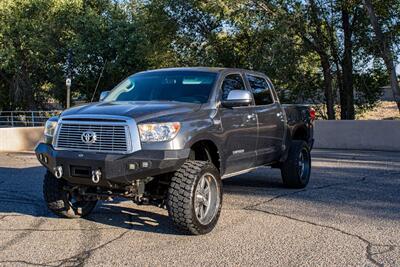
[0,149,399,266]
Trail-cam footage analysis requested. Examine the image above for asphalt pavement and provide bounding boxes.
[0,149,399,266]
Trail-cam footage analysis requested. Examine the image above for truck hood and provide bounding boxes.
[60,101,202,122]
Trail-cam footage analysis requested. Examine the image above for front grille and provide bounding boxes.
[55,122,131,153]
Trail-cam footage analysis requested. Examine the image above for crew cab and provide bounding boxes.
[35,67,314,235]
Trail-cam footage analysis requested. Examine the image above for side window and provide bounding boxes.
[246,75,274,105]
[221,74,246,100]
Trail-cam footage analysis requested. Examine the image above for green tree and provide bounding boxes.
[0,0,396,119]
[0,0,167,109]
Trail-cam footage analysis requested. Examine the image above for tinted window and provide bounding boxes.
[221,74,246,100]
[105,71,217,104]
[247,75,274,105]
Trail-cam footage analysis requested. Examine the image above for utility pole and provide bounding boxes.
[66,50,73,109]
[66,78,71,108]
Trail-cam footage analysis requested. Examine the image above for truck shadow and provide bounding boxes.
[87,203,184,235]
[223,157,400,222]
[0,165,283,235]
[0,166,184,235]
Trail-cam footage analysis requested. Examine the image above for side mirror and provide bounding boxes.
[99,91,110,101]
[221,90,252,108]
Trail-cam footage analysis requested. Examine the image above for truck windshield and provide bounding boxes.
[104,71,217,104]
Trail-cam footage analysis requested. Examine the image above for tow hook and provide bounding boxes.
[92,169,102,184]
[54,166,63,179]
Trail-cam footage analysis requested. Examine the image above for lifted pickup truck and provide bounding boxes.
[35,67,314,235]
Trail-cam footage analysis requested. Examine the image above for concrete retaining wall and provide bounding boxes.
[0,127,44,152]
[1,121,400,152]
[314,120,400,151]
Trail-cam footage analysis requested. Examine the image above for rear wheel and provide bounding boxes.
[167,160,222,235]
[280,141,311,188]
[43,171,97,218]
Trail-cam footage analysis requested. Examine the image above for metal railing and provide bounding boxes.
[0,111,62,127]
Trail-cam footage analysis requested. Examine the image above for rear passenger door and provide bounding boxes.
[245,74,285,165]
[218,73,258,174]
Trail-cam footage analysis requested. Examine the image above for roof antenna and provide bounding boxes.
[91,59,107,102]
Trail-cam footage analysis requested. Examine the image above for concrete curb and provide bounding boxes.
[314,120,400,151]
[0,127,43,152]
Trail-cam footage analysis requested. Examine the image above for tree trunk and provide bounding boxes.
[363,0,400,112]
[307,0,335,119]
[321,56,336,120]
[341,7,355,119]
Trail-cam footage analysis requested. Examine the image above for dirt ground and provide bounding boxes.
[357,101,400,120]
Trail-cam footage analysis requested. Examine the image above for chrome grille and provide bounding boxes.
[55,122,131,153]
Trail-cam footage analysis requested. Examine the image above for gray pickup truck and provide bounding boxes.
[35,67,314,235]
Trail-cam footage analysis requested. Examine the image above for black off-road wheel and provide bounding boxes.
[280,141,311,188]
[43,171,97,218]
[167,160,222,235]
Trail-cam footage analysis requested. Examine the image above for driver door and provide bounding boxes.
[218,73,258,175]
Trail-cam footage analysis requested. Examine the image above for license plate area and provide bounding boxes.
[70,166,92,178]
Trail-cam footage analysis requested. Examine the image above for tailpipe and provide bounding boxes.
[92,169,102,184]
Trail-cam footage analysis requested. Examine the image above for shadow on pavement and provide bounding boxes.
[87,203,184,235]
[0,166,184,235]
[223,160,400,222]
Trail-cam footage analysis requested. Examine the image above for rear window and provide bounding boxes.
[246,75,274,105]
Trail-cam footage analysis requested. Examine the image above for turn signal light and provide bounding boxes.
[38,153,48,164]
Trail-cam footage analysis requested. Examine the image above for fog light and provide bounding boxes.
[128,163,138,170]
[142,161,150,168]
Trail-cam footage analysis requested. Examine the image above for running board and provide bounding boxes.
[221,167,258,179]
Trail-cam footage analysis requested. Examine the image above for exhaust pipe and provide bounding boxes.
[92,169,101,184]
[54,166,63,179]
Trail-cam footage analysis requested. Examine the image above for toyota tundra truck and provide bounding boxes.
[35,67,314,235]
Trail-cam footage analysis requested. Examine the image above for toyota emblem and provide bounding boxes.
[81,131,97,144]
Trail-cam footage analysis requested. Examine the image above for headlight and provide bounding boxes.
[44,120,58,137]
[138,122,181,142]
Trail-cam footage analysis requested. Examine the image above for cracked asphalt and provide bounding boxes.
[0,149,399,266]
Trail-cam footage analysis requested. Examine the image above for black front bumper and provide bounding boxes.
[35,143,190,187]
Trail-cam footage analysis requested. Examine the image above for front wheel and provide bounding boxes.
[43,171,97,218]
[167,160,222,235]
[280,141,311,188]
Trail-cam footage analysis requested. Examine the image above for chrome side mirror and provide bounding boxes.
[221,90,252,107]
[99,91,110,101]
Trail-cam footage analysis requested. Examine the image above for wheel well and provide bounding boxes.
[190,140,220,172]
[292,127,308,141]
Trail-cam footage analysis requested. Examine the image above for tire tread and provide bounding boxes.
[43,171,96,218]
[167,160,221,235]
[281,141,311,188]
